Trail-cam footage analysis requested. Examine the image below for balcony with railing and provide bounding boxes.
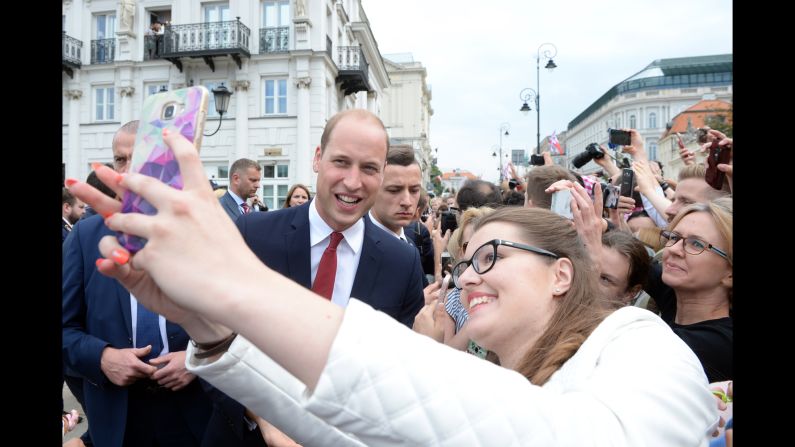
[161,17,251,71]
[259,26,288,53]
[91,38,115,64]
[336,46,370,95]
[143,34,165,61]
[63,32,82,78]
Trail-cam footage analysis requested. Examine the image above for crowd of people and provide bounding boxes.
[62,109,732,446]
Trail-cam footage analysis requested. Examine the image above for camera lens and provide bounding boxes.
[163,104,175,119]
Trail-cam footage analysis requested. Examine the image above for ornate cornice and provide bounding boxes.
[64,89,83,100]
[294,77,312,89]
[232,80,250,91]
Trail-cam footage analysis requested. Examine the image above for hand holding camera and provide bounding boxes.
[571,142,606,169]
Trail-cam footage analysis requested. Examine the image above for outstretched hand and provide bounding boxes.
[66,129,258,343]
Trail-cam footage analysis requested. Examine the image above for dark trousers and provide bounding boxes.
[123,380,204,447]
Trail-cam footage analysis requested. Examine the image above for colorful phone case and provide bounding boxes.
[117,86,209,253]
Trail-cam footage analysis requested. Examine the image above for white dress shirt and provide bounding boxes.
[227,189,248,215]
[368,210,408,243]
[130,293,169,356]
[309,199,364,307]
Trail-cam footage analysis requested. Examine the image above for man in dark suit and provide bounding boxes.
[62,188,85,241]
[369,145,423,246]
[63,121,214,447]
[220,158,262,220]
[217,109,425,445]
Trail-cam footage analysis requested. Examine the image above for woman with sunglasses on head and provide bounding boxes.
[67,131,718,446]
[647,197,733,383]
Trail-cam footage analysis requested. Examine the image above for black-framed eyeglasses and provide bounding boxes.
[660,230,729,261]
[451,239,559,289]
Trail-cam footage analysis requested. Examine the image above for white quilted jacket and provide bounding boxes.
[187,300,718,446]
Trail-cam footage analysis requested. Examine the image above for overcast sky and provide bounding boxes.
[363,0,732,182]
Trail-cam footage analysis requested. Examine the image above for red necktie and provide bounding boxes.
[312,232,344,300]
[241,202,250,214]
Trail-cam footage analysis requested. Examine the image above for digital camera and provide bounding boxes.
[571,143,605,169]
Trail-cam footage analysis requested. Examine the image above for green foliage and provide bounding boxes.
[430,163,443,196]
[704,112,732,138]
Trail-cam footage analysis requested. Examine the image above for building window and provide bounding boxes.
[263,162,289,179]
[261,0,290,52]
[204,80,228,118]
[262,184,289,209]
[204,163,230,188]
[629,115,636,129]
[94,86,115,121]
[146,83,169,97]
[93,13,116,63]
[648,112,657,129]
[263,79,287,115]
[648,143,658,161]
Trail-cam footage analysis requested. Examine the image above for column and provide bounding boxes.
[295,76,312,186]
[119,86,135,125]
[232,80,250,162]
[65,89,83,180]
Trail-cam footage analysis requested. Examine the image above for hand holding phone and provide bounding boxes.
[609,128,632,146]
[118,86,210,253]
[705,141,731,190]
[619,168,635,198]
[551,189,573,220]
[603,184,621,209]
[438,274,452,306]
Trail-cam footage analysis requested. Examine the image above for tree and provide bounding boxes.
[704,110,732,138]
[429,163,443,196]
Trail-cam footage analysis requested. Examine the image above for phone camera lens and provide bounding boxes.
[163,104,175,119]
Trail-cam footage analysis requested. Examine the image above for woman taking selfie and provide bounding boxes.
[68,131,718,446]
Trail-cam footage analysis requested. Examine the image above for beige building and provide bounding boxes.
[62,0,405,209]
[564,54,732,175]
[381,53,433,188]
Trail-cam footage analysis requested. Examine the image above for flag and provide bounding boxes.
[502,160,512,181]
[549,131,563,155]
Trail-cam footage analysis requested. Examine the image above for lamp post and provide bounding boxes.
[204,83,233,136]
[499,123,510,182]
[520,43,557,154]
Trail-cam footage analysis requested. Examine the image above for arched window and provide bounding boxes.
[649,112,657,129]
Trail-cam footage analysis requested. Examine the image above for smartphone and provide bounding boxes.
[609,129,632,146]
[619,168,635,198]
[117,86,210,253]
[550,189,573,220]
[440,251,453,276]
[603,184,621,209]
[438,274,452,306]
[705,142,731,190]
[675,132,686,149]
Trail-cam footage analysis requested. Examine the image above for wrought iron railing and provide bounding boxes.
[326,35,332,60]
[337,46,367,72]
[259,26,289,53]
[162,19,251,55]
[143,34,164,60]
[63,32,82,67]
[91,38,115,64]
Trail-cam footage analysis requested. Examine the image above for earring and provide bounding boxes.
[554,288,561,293]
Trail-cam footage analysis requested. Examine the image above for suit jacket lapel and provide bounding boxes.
[286,206,312,288]
[351,216,382,300]
[222,192,241,218]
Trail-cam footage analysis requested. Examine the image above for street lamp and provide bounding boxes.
[499,123,510,182]
[520,43,558,154]
[518,87,538,155]
[204,83,233,136]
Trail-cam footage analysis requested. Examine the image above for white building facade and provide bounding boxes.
[62,0,393,209]
[563,55,732,174]
[381,53,433,188]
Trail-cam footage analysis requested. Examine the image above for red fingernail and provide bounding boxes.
[111,249,130,265]
[95,258,105,268]
[102,211,115,219]
[113,172,124,184]
[91,162,103,172]
[162,128,170,137]
[65,178,78,187]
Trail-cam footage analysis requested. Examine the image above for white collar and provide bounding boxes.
[368,210,407,241]
[309,199,364,253]
[227,189,246,206]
